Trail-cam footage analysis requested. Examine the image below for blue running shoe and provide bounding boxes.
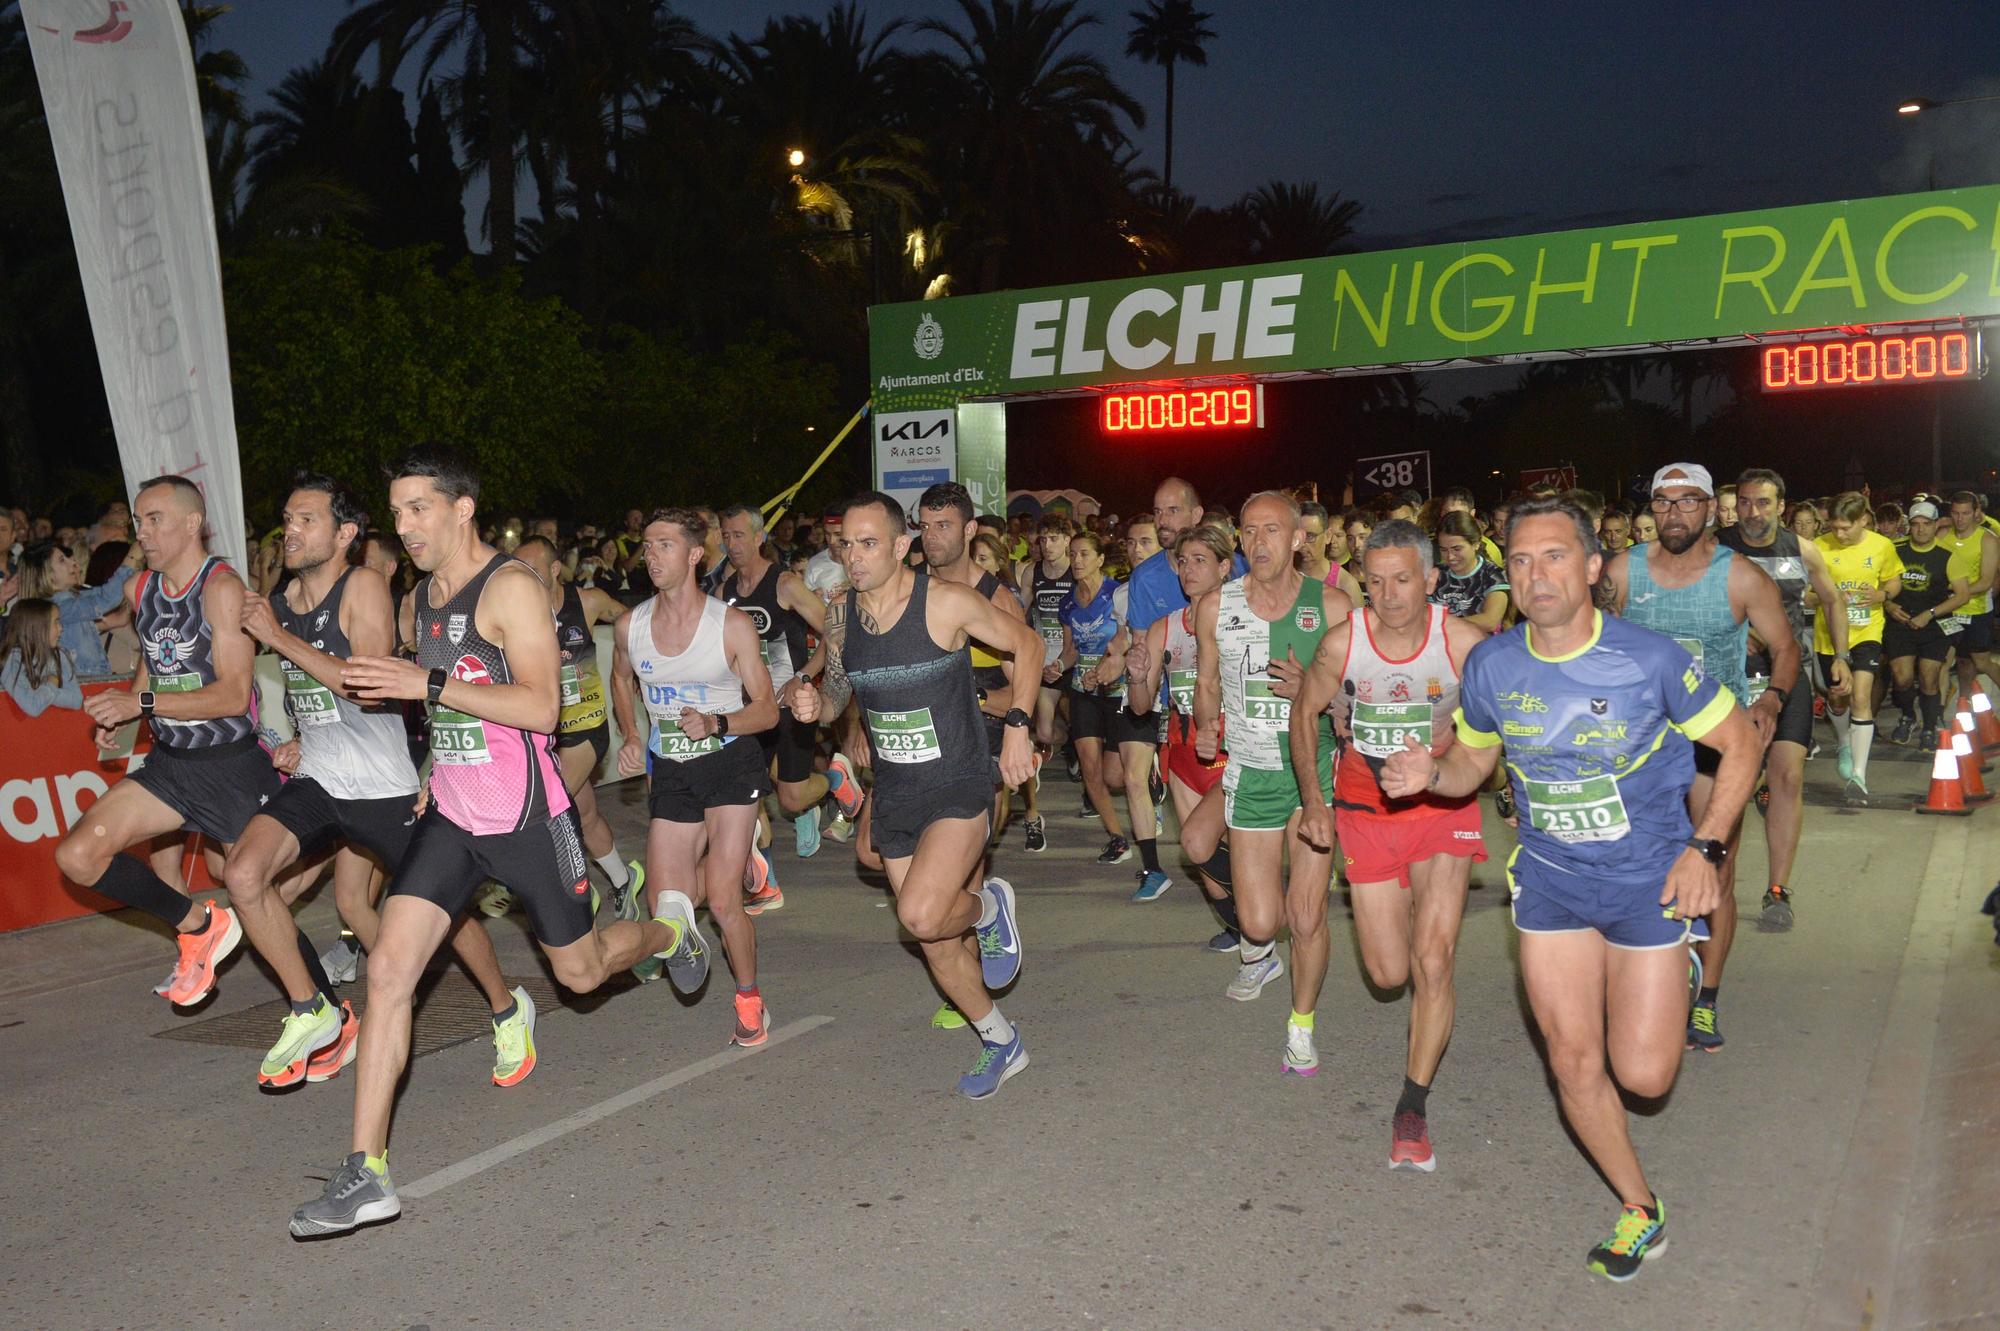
[1131,870,1172,902]
[976,877,1021,990]
[1836,743,1854,783]
[1207,927,1240,953]
[794,805,822,860]
[956,1029,1029,1100]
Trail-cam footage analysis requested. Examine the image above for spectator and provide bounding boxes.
[17,539,142,677]
[1632,510,1659,544]
[1600,503,1634,554]
[1,598,82,717]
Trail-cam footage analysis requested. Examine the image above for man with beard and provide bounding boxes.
[1604,465,1798,1055]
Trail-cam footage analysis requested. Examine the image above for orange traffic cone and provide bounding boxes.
[1916,729,1973,816]
[1954,729,1995,803]
[1974,690,2000,754]
[1956,706,1991,772]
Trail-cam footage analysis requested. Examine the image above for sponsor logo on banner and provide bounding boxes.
[913,311,944,360]
[873,409,957,524]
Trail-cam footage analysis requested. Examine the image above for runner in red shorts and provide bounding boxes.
[1126,523,1239,954]
[1292,519,1489,1173]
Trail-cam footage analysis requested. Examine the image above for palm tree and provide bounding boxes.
[1241,180,1360,262]
[1124,0,1212,194]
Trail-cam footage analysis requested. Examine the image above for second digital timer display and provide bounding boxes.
[1100,384,1265,433]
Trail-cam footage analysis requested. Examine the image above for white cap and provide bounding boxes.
[1910,500,1941,520]
[1649,463,1714,496]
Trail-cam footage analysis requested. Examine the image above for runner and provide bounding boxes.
[1937,490,1999,707]
[1883,500,1968,747]
[515,536,635,910]
[289,448,698,1238]
[1053,531,1145,867]
[225,473,525,1088]
[1021,512,1075,806]
[719,504,837,874]
[1605,464,1800,1054]
[1384,494,1759,1281]
[1194,491,1349,1072]
[1717,467,1849,928]
[1813,492,1903,806]
[1291,519,1489,1169]
[790,490,1044,1098]
[56,475,277,1007]
[610,506,780,1046]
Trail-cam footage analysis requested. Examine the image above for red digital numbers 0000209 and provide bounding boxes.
[1761,332,1972,392]
[1102,387,1258,432]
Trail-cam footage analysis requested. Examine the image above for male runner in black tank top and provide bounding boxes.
[59,475,279,1008]
[792,491,1045,1099]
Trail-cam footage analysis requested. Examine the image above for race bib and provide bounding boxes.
[1846,602,1873,626]
[1674,637,1707,679]
[1522,774,1630,844]
[282,662,339,730]
[867,707,942,764]
[1351,701,1432,758]
[559,663,582,709]
[1168,667,1196,714]
[1243,676,1290,728]
[1941,615,1968,637]
[1071,653,1104,692]
[150,671,201,728]
[1744,674,1770,705]
[653,718,724,762]
[430,707,491,765]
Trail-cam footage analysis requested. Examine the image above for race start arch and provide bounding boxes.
[867,184,2000,509]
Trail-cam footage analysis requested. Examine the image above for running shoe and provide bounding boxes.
[163,901,243,1008]
[1686,946,1703,1016]
[1753,780,1771,818]
[305,1001,359,1083]
[1147,757,1166,810]
[1228,950,1284,1002]
[1891,715,1916,747]
[476,883,515,917]
[825,752,865,820]
[976,877,1022,990]
[655,890,709,994]
[1807,739,1822,760]
[614,862,646,923]
[1131,870,1172,902]
[1023,816,1047,853]
[931,1002,967,1030]
[258,995,343,1090]
[1096,835,1132,865]
[731,992,770,1048]
[1207,927,1241,953]
[1687,997,1724,1052]
[824,811,856,843]
[744,843,784,915]
[492,986,537,1087]
[1390,1110,1436,1172]
[1494,786,1517,825]
[1759,886,1795,932]
[1075,799,1096,820]
[1842,777,1869,808]
[794,805,822,860]
[631,955,665,984]
[1586,1196,1667,1281]
[289,1152,401,1238]
[956,1029,1029,1100]
[1065,753,1081,783]
[1282,1020,1319,1077]
[152,959,183,999]
[1836,744,1854,783]
[319,937,360,986]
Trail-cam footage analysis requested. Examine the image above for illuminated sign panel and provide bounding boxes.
[1101,384,1265,433]
[1760,330,1982,392]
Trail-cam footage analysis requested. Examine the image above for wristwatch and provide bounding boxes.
[1003,708,1031,729]
[138,689,156,718]
[426,667,449,706]
[1686,837,1729,866]
[715,712,731,737]
[1765,684,1790,707]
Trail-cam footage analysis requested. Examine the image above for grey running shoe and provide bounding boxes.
[1759,887,1795,932]
[1227,950,1285,1002]
[1842,778,1870,808]
[318,938,360,986]
[289,1152,400,1238]
[654,889,710,994]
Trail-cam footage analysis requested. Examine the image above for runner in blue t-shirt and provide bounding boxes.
[1383,496,1758,1284]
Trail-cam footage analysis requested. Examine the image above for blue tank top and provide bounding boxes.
[1624,542,1751,705]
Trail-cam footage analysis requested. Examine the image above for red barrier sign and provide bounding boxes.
[1520,466,1578,491]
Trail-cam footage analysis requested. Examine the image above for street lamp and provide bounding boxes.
[786,147,806,169]
[1896,93,2000,115]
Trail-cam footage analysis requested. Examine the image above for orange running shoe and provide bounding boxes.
[744,843,783,915]
[731,992,770,1047]
[825,752,864,820]
[305,1001,360,1083]
[163,901,243,1008]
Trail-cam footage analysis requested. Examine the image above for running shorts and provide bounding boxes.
[558,722,611,770]
[1885,620,1951,664]
[1223,752,1331,833]
[1336,801,1485,888]
[1507,846,1710,950]
[648,736,772,823]
[873,773,994,860]
[129,736,282,846]
[260,776,416,865]
[1162,711,1227,795]
[388,807,594,949]
[755,711,819,784]
[1819,642,1883,681]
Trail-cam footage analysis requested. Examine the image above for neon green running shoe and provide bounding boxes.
[614,861,646,923]
[1587,1195,1667,1281]
[257,995,342,1089]
[492,985,538,1087]
[931,1002,967,1030]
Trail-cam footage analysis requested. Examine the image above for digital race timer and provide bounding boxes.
[1760,330,1981,393]
[1100,384,1265,433]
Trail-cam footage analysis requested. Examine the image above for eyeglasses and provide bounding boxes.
[1649,495,1709,513]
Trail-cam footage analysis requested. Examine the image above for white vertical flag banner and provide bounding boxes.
[21,0,247,573]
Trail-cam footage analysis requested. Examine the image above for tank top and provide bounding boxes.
[626,595,745,762]
[726,561,809,691]
[415,552,569,835]
[1162,603,1200,717]
[555,584,608,735]
[1031,564,1074,665]
[274,568,418,800]
[1717,525,1808,646]
[136,556,255,750]
[968,571,1010,695]
[1214,575,1332,772]
[843,573,991,797]
[1059,575,1122,694]
[1624,541,1751,705]
[1333,604,1467,814]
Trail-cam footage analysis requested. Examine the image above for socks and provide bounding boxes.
[362,1153,389,1179]
[653,915,683,953]
[491,996,519,1027]
[1241,938,1275,964]
[1211,894,1241,932]
[1850,719,1875,786]
[1200,845,1233,889]
[1698,986,1719,1007]
[736,984,760,1001]
[1289,1009,1315,1032]
[1921,691,1943,735]
[297,929,335,1000]
[970,1006,1014,1045]
[1396,1076,1430,1118]
[1892,683,1917,718]
[977,885,999,929]
[289,995,323,1017]
[1829,707,1851,747]
[595,852,629,891]
[1137,838,1162,874]
[90,856,195,928]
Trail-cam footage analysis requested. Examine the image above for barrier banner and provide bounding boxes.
[22,0,248,572]
[1,681,131,932]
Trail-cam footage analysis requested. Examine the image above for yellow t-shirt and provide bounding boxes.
[1813,530,1904,652]
[1935,524,1995,616]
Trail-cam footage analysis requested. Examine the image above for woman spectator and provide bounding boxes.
[1431,511,1511,631]
[1631,510,1659,544]
[17,539,142,677]
[1788,501,1823,541]
[2,599,82,717]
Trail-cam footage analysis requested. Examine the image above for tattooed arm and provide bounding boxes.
[817,597,855,716]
